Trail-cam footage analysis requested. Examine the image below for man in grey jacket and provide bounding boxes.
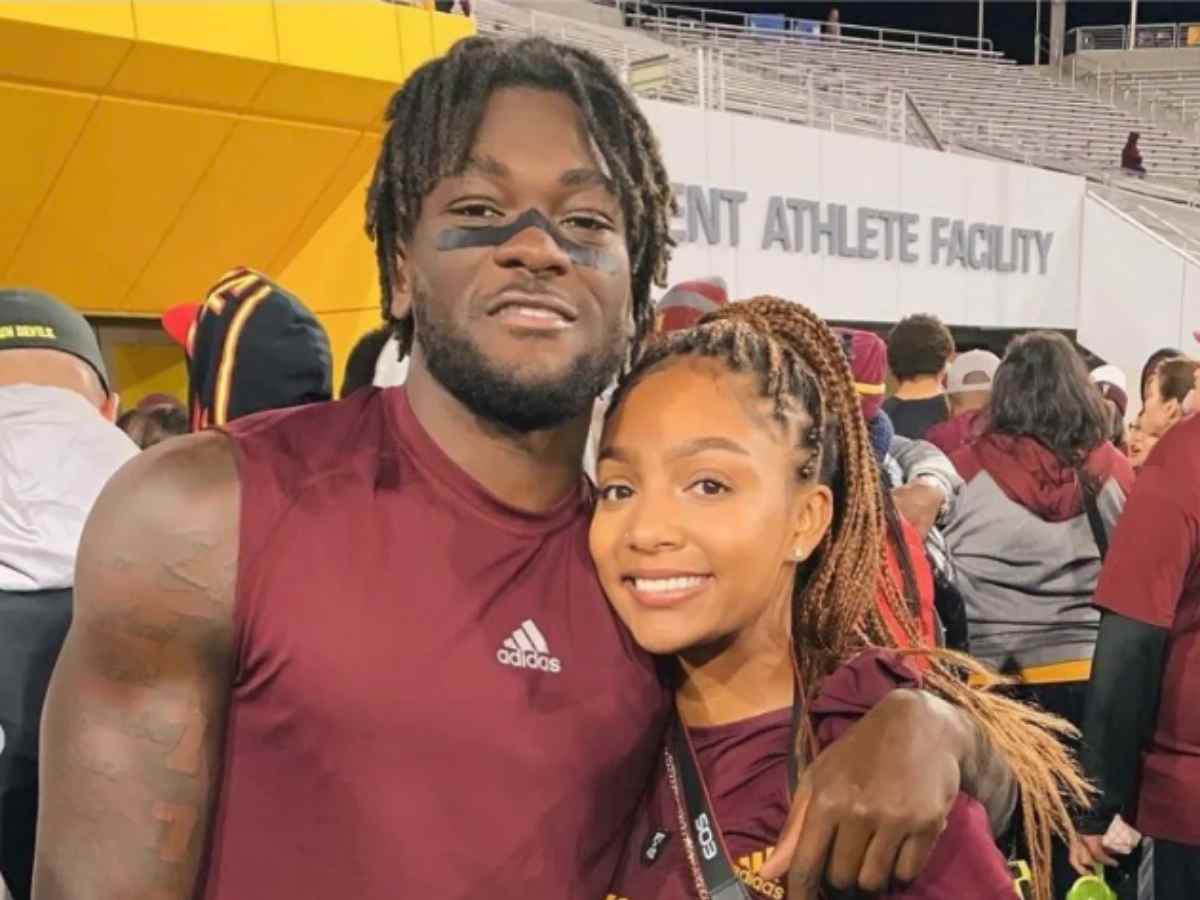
[0,290,137,900]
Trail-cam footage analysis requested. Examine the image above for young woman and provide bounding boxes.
[943,332,1135,897]
[945,333,1134,721]
[591,297,1088,900]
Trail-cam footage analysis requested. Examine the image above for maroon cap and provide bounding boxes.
[836,328,888,421]
[656,277,728,334]
[1097,382,1129,417]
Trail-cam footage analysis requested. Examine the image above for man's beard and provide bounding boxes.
[412,285,624,434]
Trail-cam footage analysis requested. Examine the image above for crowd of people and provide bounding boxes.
[1,33,1199,900]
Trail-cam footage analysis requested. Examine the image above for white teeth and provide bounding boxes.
[632,576,707,593]
[507,305,565,321]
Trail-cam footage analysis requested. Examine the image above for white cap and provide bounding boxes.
[946,349,1000,395]
[1090,363,1128,393]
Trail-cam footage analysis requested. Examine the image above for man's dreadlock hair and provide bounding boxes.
[365,35,674,359]
[606,297,1092,900]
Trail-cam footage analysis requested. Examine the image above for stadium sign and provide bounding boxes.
[669,184,1054,275]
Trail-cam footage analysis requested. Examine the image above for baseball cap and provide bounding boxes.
[1090,364,1127,394]
[1091,364,1129,417]
[835,327,887,421]
[946,349,1000,395]
[0,288,110,393]
[171,267,332,429]
[656,277,728,334]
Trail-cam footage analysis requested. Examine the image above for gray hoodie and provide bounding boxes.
[0,384,137,592]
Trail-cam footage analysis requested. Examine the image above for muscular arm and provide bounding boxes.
[33,432,240,900]
[943,692,1019,835]
[759,688,1017,893]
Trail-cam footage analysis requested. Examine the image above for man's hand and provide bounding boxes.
[758,690,962,896]
[891,481,945,538]
[1069,834,1120,874]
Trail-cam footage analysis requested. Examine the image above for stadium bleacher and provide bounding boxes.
[625,8,1200,189]
[473,0,919,144]
[476,2,1200,184]
[1092,68,1200,133]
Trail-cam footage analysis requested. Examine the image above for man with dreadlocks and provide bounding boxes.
[591,297,1090,900]
[37,38,1023,900]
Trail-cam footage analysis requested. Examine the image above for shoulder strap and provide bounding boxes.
[1082,480,1109,561]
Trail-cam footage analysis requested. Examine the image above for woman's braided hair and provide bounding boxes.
[607,296,1092,900]
[365,35,675,363]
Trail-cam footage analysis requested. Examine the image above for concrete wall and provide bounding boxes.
[1077,193,1200,415]
[1076,47,1200,71]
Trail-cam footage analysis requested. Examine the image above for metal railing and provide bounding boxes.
[904,93,945,151]
[473,0,916,145]
[1067,22,1200,54]
[1061,52,1200,140]
[621,1,997,58]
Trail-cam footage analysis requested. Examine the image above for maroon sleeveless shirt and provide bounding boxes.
[202,388,668,899]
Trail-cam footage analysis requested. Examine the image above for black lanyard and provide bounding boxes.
[666,701,806,900]
[668,717,753,900]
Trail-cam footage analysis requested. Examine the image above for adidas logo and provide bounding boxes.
[496,619,562,674]
[736,846,783,900]
[736,846,774,874]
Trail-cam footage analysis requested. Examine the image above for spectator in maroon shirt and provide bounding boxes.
[1121,132,1146,176]
[593,297,1090,900]
[1072,364,1200,899]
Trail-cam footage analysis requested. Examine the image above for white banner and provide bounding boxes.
[640,99,1087,329]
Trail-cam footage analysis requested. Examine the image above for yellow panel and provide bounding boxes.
[318,306,388,397]
[112,1,278,110]
[279,169,380,316]
[273,0,403,84]
[396,5,435,75]
[5,96,236,313]
[269,130,380,273]
[0,14,133,90]
[110,43,274,111]
[252,66,394,130]
[431,9,474,57]
[0,81,96,271]
[109,342,187,409]
[130,0,278,62]
[0,1,133,37]
[126,116,361,314]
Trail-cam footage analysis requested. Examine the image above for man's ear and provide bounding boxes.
[1165,397,1184,425]
[789,484,834,563]
[390,249,412,321]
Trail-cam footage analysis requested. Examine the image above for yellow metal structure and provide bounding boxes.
[0,0,474,397]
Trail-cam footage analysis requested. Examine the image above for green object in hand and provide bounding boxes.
[1065,865,1118,900]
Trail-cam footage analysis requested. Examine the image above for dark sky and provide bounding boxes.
[678,1,1200,64]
